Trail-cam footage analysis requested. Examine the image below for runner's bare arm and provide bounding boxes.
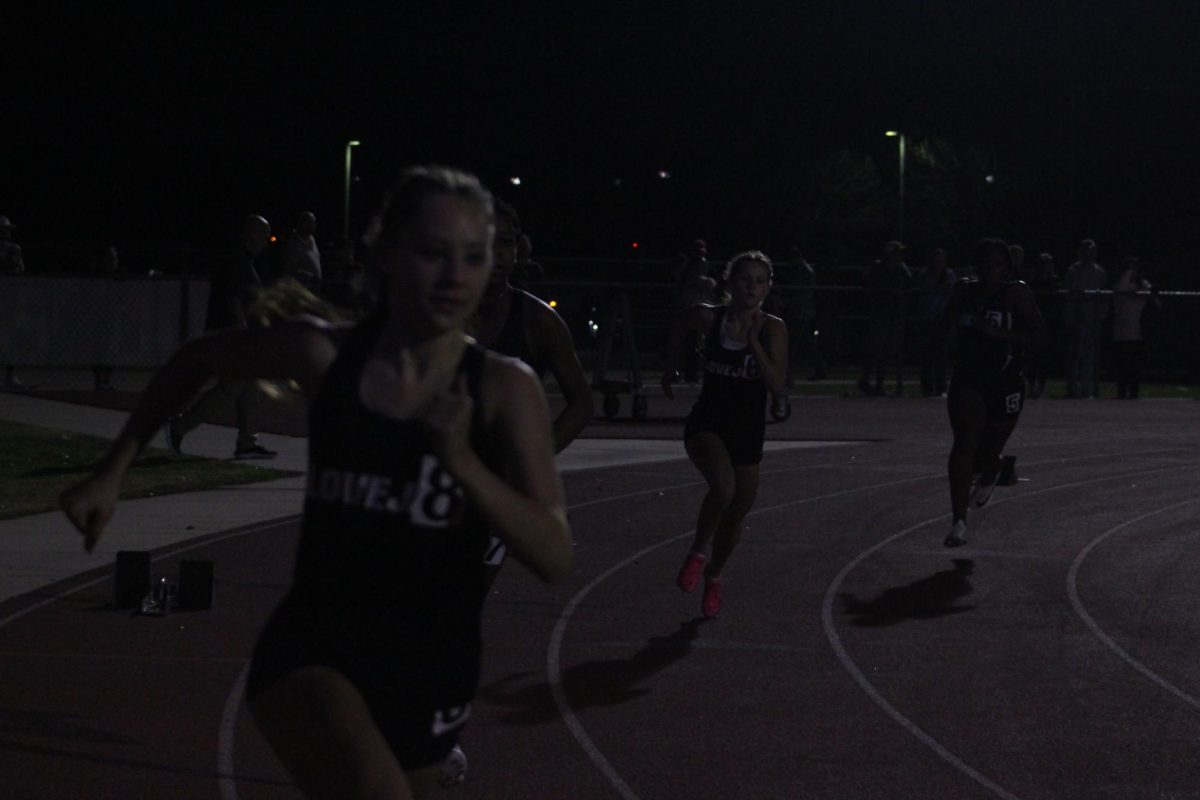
[532,303,594,452]
[424,356,572,583]
[750,314,789,394]
[60,318,340,551]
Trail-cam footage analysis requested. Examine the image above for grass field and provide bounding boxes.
[0,419,299,521]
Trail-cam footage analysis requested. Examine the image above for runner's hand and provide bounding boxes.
[60,477,119,553]
[422,373,474,473]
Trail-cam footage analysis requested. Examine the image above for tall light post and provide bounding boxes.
[343,139,361,241]
[885,130,906,238]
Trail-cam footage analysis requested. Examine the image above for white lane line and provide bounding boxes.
[0,518,296,630]
[589,639,811,654]
[215,454,922,800]
[1066,497,1200,711]
[821,511,1025,800]
[547,472,952,800]
[0,519,285,800]
[217,665,250,800]
[821,461,1200,800]
[0,651,249,664]
[548,534,678,800]
[544,453,1200,800]
[7,444,1193,799]
[557,438,858,472]
[206,442,1200,799]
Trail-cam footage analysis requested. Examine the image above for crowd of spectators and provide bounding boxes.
[0,202,1175,401]
[758,236,1162,399]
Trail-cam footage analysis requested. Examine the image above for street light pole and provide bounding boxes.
[885,130,905,239]
[343,140,361,241]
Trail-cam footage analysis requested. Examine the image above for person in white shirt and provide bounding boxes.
[1063,239,1107,398]
[1110,256,1158,399]
[281,211,322,293]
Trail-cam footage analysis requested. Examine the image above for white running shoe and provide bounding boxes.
[440,744,468,786]
[970,474,998,508]
[944,520,968,548]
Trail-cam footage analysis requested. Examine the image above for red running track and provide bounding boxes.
[4,399,1200,799]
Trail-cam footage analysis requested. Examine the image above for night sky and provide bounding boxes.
[6,5,1200,273]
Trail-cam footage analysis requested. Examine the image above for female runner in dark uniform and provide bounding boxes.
[662,251,788,618]
[472,199,593,453]
[470,200,594,576]
[60,166,572,800]
[934,238,1046,547]
[454,200,594,780]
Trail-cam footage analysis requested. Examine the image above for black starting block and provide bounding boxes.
[114,551,151,609]
[178,560,215,610]
[115,552,214,612]
[997,454,1018,486]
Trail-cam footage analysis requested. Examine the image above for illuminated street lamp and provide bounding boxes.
[885,130,906,238]
[343,139,361,240]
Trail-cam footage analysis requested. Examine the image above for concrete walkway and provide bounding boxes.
[0,390,834,604]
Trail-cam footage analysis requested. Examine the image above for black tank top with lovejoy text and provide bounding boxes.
[489,288,546,378]
[292,313,494,699]
[953,279,1025,383]
[694,306,768,417]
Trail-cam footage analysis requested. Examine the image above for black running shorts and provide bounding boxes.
[949,370,1025,420]
[245,598,472,770]
[684,404,766,466]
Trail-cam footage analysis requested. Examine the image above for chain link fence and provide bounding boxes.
[3,252,1198,393]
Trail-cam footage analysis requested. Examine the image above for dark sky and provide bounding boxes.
[6,5,1200,269]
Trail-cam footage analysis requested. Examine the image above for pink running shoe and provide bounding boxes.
[702,578,722,618]
[676,552,705,593]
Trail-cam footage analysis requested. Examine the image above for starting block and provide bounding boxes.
[114,551,151,609]
[997,454,1018,486]
[114,552,214,613]
[178,560,215,610]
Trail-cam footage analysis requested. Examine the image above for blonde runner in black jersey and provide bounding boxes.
[247,312,498,768]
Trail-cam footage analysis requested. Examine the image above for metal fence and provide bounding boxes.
[522,259,1200,395]
[3,257,1199,394]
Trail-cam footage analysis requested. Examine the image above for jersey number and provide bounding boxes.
[409,456,463,528]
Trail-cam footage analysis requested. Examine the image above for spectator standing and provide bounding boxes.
[91,246,123,390]
[778,247,827,382]
[1010,244,1030,282]
[167,214,277,459]
[1110,257,1158,399]
[1063,239,1108,398]
[509,232,544,291]
[676,238,716,305]
[471,199,593,456]
[1026,252,1061,398]
[675,238,717,382]
[915,247,957,397]
[858,240,912,396]
[279,211,322,293]
[1,216,27,389]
